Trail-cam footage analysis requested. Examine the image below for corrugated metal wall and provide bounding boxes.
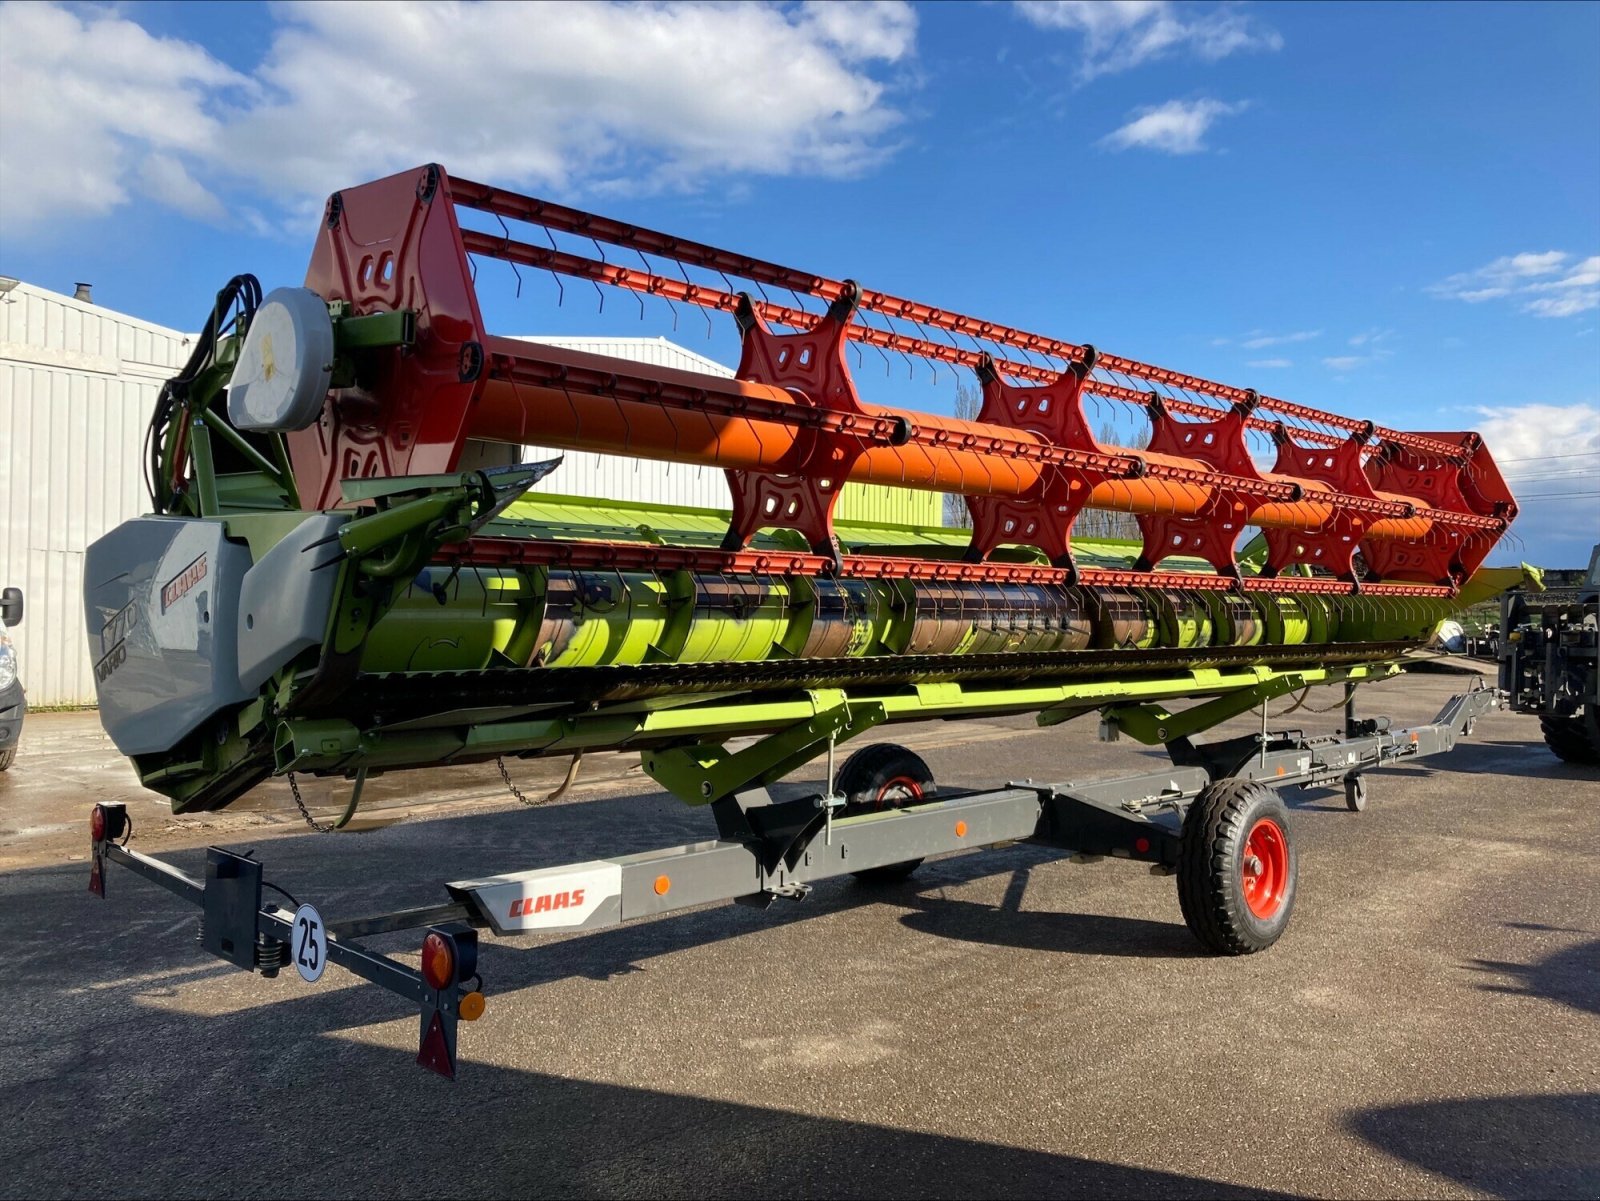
[516,336,941,526]
[1,284,193,705]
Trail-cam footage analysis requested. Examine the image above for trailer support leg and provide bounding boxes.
[1102,673,1308,745]
[641,694,886,806]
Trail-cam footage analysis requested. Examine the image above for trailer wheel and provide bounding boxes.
[1540,707,1600,765]
[1177,778,1297,955]
[1344,772,1368,812]
[838,743,932,883]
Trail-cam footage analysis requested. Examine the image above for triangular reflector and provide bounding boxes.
[416,1011,455,1079]
[88,857,104,898]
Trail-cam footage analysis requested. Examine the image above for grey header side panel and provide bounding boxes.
[237,514,346,691]
[84,518,253,756]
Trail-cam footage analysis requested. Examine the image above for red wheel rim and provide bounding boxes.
[1240,818,1289,920]
[874,775,924,809]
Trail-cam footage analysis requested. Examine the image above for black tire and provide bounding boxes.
[1178,778,1297,955]
[1541,706,1600,765]
[0,747,12,772]
[837,743,933,883]
[1344,772,1368,812]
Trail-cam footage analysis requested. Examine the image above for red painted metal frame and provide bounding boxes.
[290,166,486,511]
[448,175,1469,462]
[1263,427,1385,581]
[286,164,1513,591]
[1362,432,1517,585]
[455,223,1345,449]
[449,222,1505,539]
[964,356,1111,570]
[1135,397,1274,577]
[445,535,1458,599]
[721,290,874,565]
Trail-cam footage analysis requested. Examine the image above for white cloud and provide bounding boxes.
[1428,252,1599,318]
[1240,328,1320,349]
[0,2,248,231]
[1100,98,1246,155]
[1469,401,1600,555]
[1321,355,1367,371]
[1523,291,1599,319]
[1246,358,1292,368]
[1524,254,1600,291]
[0,1,918,237]
[1348,327,1395,347]
[137,153,228,223]
[1471,401,1600,470]
[800,0,917,63]
[1013,1,1281,80]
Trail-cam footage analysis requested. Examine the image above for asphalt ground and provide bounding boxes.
[1,664,1596,1199]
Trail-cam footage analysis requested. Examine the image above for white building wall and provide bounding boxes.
[515,336,739,509]
[1,283,193,705]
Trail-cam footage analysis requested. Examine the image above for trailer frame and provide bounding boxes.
[89,678,1501,1079]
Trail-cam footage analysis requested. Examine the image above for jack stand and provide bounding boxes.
[818,734,845,845]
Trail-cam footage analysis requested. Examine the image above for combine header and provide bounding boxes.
[87,165,1522,1077]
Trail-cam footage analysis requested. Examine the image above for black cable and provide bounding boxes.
[145,274,262,509]
[262,880,302,910]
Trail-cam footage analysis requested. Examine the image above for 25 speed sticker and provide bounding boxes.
[291,903,327,983]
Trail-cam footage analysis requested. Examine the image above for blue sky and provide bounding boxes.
[2,1,1596,566]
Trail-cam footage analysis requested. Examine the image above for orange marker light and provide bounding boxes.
[654,875,671,896]
[955,821,968,838]
[420,931,455,992]
[459,991,487,1022]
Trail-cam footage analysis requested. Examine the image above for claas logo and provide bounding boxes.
[509,888,585,917]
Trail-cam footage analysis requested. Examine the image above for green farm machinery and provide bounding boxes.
[87,165,1526,1077]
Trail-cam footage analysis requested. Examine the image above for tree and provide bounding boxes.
[1069,421,1147,543]
[943,382,982,528]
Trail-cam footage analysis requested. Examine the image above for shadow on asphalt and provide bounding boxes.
[3,968,1303,1200]
[5,819,1278,1199]
[1465,935,1600,1017]
[1378,737,1588,781]
[893,865,1200,959]
[4,745,1591,1198]
[1349,1093,1600,1200]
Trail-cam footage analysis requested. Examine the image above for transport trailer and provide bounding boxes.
[89,674,1501,1079]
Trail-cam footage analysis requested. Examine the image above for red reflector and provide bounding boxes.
[420,931,455,991]
[88,857,105,898]
[1134,836,1151,854]
[90,806,107,843]
[416,1011,455,1079]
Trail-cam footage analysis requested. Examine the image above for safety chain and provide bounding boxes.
[287,772,339,833]
[497,753,583,808]
[496,756,537,806]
